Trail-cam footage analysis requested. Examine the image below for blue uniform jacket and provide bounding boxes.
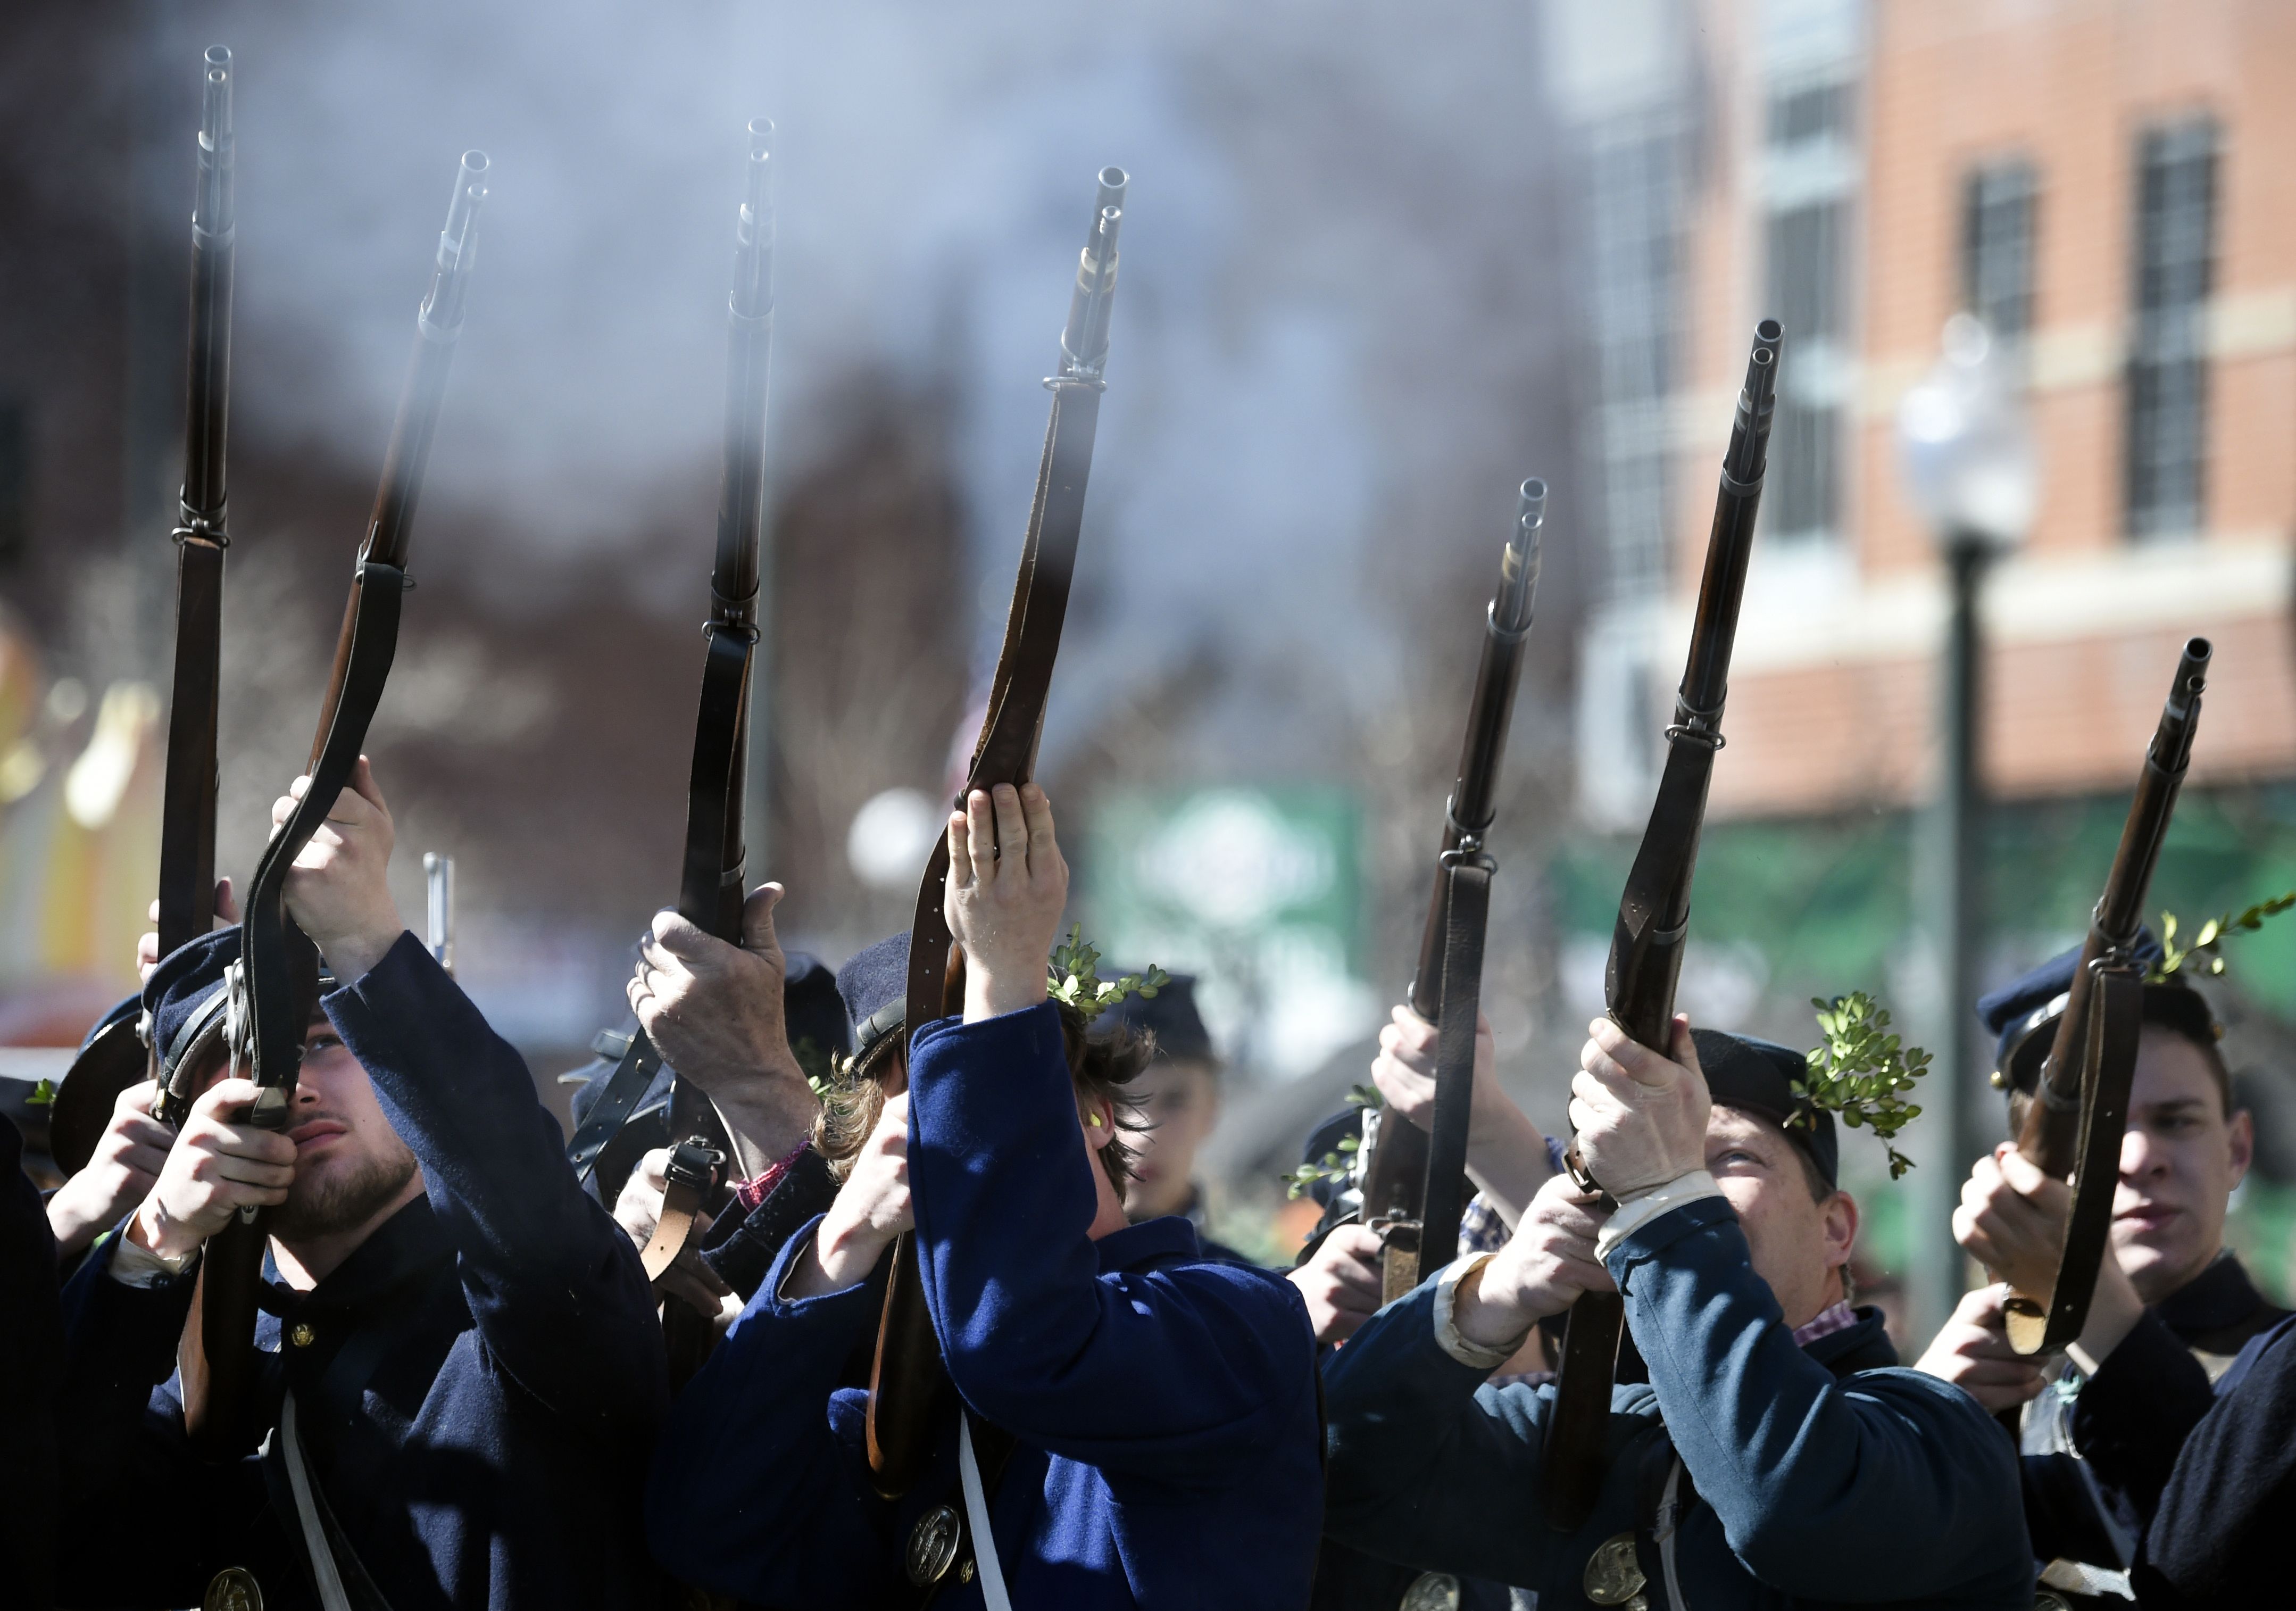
[3,1115,62,1610]
[646,1001,1325,1608]
[1324,1195,2034,1609]
[53,934,669,1610]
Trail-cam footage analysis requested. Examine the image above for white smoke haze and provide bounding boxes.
[130,0,1576,762]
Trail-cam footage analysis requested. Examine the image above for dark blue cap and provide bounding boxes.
[1099,972,1215,1066]
[837,933,910,1069]
[1976,929,2216,1099]
[142,928,239,1087]
[783,950,851,1067]
[1693,1026,1839,1189]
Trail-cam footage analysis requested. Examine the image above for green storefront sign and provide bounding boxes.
[1086,786,1372,1081]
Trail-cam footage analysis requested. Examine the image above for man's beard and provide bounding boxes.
[273,1143,420,1239]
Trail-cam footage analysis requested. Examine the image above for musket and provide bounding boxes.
[424,852,456,976]
[47,46,238,1175]
[563,122,776,1299]
[866,165,1128,1498]
[179,151,490,1457]
[1354,479,1548,1302]
[1543,321,1780,1533]
[1999,639,2209,1354]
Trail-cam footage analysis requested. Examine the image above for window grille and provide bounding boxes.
[1961,159,2038,349]
[2125,117,2217,541]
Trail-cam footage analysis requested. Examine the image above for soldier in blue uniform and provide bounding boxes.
[50,758,669,1610]
[1322,1014,2034,1610]
[1102,973,1258,1265]
[1913,936,2283,1604]
[644,781,1325,1607]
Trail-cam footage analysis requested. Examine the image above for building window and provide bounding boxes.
[1585,113,1688,603]
[1760,73,1858,546]
[1962,159,2038,348]
[2125,116,2218,542]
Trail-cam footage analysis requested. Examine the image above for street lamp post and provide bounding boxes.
[1897,314,2039,1342]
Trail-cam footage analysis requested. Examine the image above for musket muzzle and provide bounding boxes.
[2157,636,2212,769]
[1496,478,1546,635]
[1726,320,1782,484]
[732,119,775,321]
[421,151,491,335]
[195,47,234,240]
[1059,166,1127,379]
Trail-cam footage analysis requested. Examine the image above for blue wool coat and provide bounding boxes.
[1324,1195,2034,1610]
[646,1002,1325,1608]
[2,1115,62,1610]
[53,934,669,1610]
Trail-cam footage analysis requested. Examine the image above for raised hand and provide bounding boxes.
[1953,1143,2071,1301]
[1287,1223,1386,1345]
[613,1146,738,1321]
[788,1092,913,1298]
[945,782,1068,1023]
[630,883,820,1177]
[46,1080,176,1258]
[1912,1284,2048,1414]
[275,755,403,982]
[126,1077,298,1264]
[1570,1014,1711,1199]
[1371,1002,1553,1224]
[1453,1173,1618,1352]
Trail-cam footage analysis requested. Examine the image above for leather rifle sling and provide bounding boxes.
[2005,961,2144,1354]
[866,370,1106,1500]
[1418,855,1492,1289]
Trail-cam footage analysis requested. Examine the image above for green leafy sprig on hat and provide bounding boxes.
[1047,925,1168,1025]
[1280,1085,1381,1200]
[1796,993,1932,1181]
[26,1078,54,1108]
[2152,891,2296,982]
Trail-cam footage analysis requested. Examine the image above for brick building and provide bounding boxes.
[1570,0,2296,822]
[1548,0,2296,1301]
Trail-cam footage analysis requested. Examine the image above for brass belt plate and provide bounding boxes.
[203,1567,263,1611]
[905,1502,962,1587]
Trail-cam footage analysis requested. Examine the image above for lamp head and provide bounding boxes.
[1896,313,2039,552]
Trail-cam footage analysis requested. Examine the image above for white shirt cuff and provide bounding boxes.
[106,1230,198,1289]
[1594,1170,1725,1263]
[1433,1252,1530,1370]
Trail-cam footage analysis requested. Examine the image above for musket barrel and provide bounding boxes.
[1676,321,1779,723]
[365,151,490,570]
[181,45,235,530]
[2025,637,2211,1160]
[1059,167,1126,379]
[1445,479,1547,844]
[419,151,490,337]
[712,119,775,615]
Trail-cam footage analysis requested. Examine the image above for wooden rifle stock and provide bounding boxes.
[865,166,1128,1498]
[1356,479,1546,1301]
[182,151,488,1458]
[48,47,237,1174]
[1543,321,1779,1533]
[2000,638,2209,1353]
